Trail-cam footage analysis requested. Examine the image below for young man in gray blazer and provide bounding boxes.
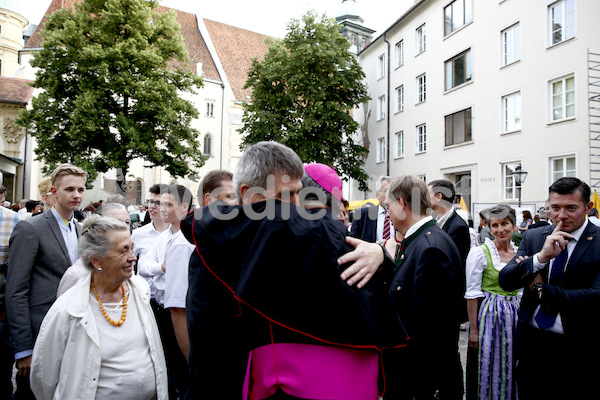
[6,164,87,399]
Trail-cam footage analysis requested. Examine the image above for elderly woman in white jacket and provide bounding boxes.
[31,215,167,400]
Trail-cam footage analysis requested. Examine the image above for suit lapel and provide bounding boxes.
[45,212,71,264]
[567,222,597,273]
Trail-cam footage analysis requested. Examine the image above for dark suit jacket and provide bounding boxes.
[383,222,464,400]
[441,211,471,266]
[349,206,379,242]
[499,222,600,356]
[6,211,80,354]
[182,201,407,399]
[528,220,550,230]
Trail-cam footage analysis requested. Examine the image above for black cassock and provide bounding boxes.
[181,200,407,400]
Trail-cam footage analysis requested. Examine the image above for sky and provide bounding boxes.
[21,0,414,38]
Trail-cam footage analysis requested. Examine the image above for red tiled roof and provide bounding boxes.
[203,19,270,101]
[0,77,34,105]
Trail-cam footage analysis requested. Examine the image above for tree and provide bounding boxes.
[241,11,370,191]
[17,0,206,191]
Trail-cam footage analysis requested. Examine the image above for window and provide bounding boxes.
[549,0,575,45]
[444,0,473,36]
[502,23,521,66]
[378,54,386,79]
[377,95,386,120]
[445,49,472,91]
[206,102,214,117]
[550,74,575,122]
[416,24,426,55]
[136,180,143,205]
[416,124,427,153]
[502,91,522,133]
[395,85,404,113]
[203,134,212,155]
[416,74,426,104]
[395,40,404,68]
[377,137,386,163]
[503,162,522,200]
[395,131,404,158]
[550,155,576,182]
[445,108,472,146]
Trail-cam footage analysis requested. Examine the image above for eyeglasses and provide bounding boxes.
[147,200,161,206]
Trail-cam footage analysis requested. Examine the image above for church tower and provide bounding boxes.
[0,0,29,77]
[335,0,375,55]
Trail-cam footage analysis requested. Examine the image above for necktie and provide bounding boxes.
[382,214,391,240]
[535,247,569,329]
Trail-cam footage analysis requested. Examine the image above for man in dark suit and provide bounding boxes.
[6,164,86,399]
[499,177,600,399]
[383,175,464,400]
[428,179,470,265]
[528,207,550,229]
[350,175,392,242]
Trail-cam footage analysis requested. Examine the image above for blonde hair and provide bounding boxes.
[38,178,52,198]
[50,164,88,188]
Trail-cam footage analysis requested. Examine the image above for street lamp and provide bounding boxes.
[513,164,528,207]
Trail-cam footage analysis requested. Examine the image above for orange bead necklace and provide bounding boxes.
[91,280,127,327]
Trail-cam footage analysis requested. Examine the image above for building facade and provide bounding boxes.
[351,0,599,220]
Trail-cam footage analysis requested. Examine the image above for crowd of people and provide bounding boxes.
[0,141,599,400]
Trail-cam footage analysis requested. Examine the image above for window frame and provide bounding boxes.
[501,22,521,67]
[206,102,214,117]
[549,74,575,123]
[550,154,577,182]
[378,54,386,80]
[415,124,427,154]
[444,108,472,146]
[395,85,404,113]
[203,134,212,156]
[444,49,472,91]
[444,0,473,37]
[416,74,426,104]
[416,24,426,55]
[502,91,522,134]
[548,0,575,46]
[376,137,386,163]
[377,95,386,121]
[394,131,405,159]
[502,162,522,201]
[395,40,404,68]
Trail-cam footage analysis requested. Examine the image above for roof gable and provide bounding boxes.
[0,77,34,105]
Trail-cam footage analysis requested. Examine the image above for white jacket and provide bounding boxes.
[30,273,168,400]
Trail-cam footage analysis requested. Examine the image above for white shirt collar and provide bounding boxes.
[436,208,454,228]
[405,216,434,240]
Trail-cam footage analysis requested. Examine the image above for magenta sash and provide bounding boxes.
[243,343,379,400]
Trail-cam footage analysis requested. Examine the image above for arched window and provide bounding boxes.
[136,180,143,204]
[203,134,212,155]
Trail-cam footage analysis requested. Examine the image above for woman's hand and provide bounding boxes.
[468,328,479,350]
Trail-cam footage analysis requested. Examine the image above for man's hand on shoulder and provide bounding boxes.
[339,237,383,289]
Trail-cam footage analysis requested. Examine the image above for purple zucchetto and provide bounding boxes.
[304,163,343,202]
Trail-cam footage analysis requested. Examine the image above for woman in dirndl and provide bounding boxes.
[465,204,521,400]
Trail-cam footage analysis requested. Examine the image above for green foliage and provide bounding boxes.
[17,0,207,186]
[241,11,370,191]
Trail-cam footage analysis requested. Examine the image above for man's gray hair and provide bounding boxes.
[79,214,129,270]
[95,202,127,215]
[233,141,304,201]
[375,176,392,192]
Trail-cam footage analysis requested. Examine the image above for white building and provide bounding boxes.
[351,0,600,217]
[13,0,270,205]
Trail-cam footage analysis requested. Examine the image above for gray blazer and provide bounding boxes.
[6,211,80,354]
